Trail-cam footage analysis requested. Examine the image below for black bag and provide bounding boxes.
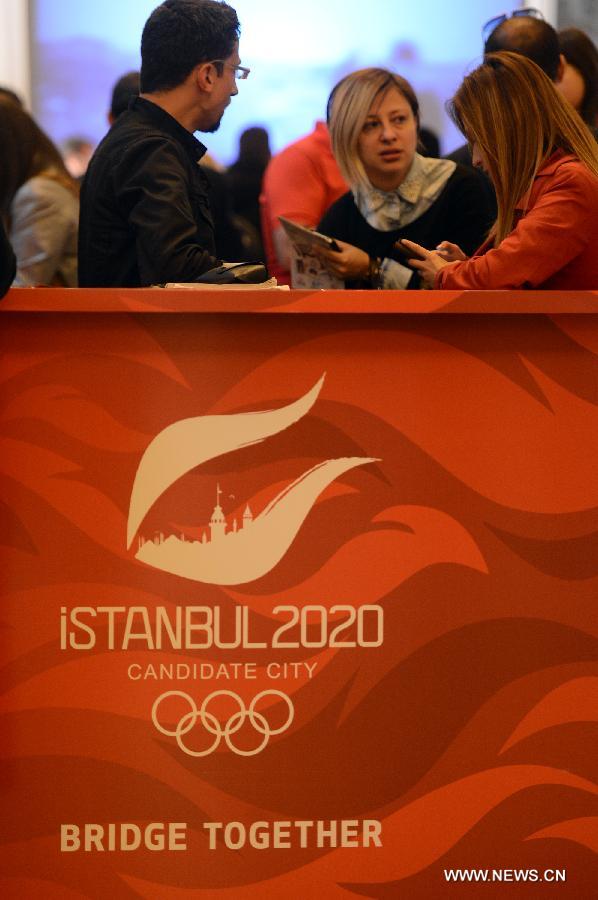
[195,262,268,284]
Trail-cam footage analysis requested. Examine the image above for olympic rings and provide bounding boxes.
[151,689,294,757]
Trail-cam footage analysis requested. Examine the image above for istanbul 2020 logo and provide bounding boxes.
[126,374,376,586]
[127,375,377,756]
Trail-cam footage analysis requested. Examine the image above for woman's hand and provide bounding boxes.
[317,239,370,280]
[399,239,454,288]
[435,241,467,262]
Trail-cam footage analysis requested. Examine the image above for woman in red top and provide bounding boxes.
[404,52,598,290]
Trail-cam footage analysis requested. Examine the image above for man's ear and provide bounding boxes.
[556,53,566,85]
[195,62,216,92]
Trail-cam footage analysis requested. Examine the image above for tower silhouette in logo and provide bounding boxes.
[139,483,255,550]
[209,484,227,541]
[204,483,253,543]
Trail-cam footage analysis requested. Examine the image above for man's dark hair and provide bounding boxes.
[0,86,23,107]
[484,16,561,81]
[140,0,240,93]
[110,71,140,119]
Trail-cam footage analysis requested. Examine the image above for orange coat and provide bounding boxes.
[436,152,598,289]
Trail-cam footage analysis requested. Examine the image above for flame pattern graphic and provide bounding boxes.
[1,295,598,898]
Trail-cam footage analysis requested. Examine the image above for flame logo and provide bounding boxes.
[127,376,377,585]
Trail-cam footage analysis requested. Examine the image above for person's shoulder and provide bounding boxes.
[95,108,184,157]
[542,154,598,196]
[266,146,304,178]
[318,190,356,230]
[555,154,598,178]
[12,176,78,236]
[448,161,482,184]
[527,155,598,232]
[322,190,354,214]
[421,159,478,197]
[92,112,136,149]
[104,125,188,169]
[270,128,330,168]
[14,175,74,205]
[444,143,472,167]
[443,161,493,200]
[287,127,324,153]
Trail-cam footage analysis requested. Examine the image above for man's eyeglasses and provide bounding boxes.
[210,60,250,80]
[482,8,544,44]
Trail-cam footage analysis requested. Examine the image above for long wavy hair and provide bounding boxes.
[0,100,78,219]
[448,51,598,245]
[327,68,420,193]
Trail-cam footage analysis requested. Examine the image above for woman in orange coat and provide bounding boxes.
[404,52,598,290]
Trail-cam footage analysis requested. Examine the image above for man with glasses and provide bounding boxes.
[79,0,248,287]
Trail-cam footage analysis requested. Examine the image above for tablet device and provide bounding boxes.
[278,216,340,252]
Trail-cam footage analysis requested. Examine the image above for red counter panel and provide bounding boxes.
[1,289,597,898]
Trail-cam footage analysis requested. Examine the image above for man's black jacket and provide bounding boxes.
[78,97,221,287]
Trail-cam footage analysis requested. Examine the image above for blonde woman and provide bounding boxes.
[316,68,492,289]
[0,101,79,286]
[405,52,598,289]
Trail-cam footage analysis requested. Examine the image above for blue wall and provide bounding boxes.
[31,0,503,162]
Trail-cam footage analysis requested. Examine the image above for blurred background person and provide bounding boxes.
[418,126,441,158]
[558,27,598,132]
[316,68,492,288]
[260,121,347,284]
[482,8,562,80]
[406,53,598,290]
[0,219,16,296]
[61,136,95,180]
[225,126,271,258]
[0,100,79,286]
[109,70,141,125]
[200,154,252,261]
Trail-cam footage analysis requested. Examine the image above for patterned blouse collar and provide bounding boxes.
[353,153,457,231]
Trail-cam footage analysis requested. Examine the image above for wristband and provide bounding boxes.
[368,256,382,289]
